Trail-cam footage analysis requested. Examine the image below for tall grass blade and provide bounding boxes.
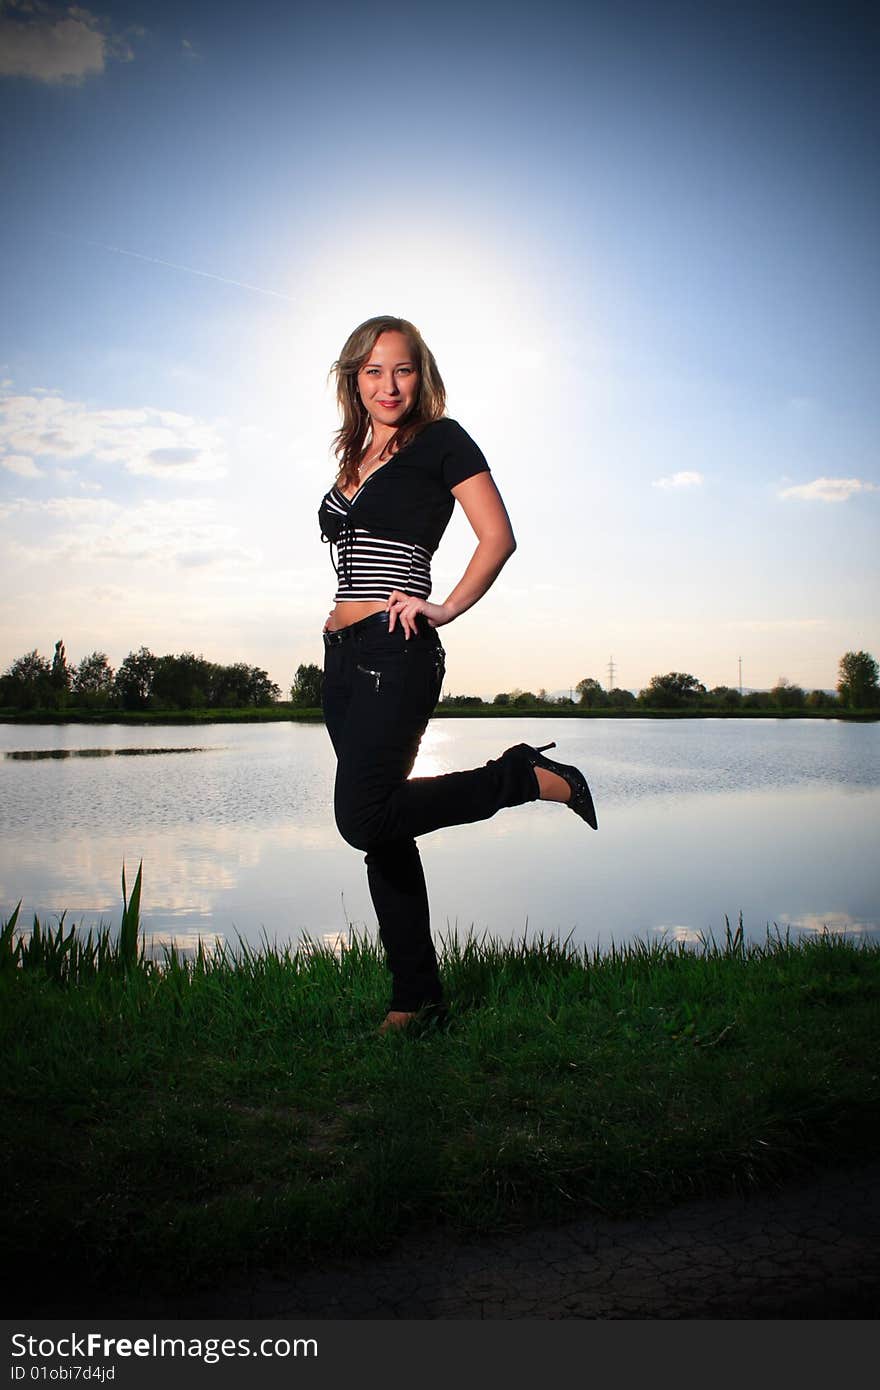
[119,860,143,971]
[0,901,22,971]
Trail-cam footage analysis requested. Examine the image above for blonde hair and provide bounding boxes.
[329,315,446,492]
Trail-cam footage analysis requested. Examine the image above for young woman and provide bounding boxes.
[319,315,597,1033]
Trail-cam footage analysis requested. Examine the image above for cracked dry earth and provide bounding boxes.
[61,1158,880,1320]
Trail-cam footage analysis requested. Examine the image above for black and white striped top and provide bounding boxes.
[317,419,492,602]
[321,485,433,602]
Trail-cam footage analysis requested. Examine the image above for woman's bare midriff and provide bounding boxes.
[324,600,387,632]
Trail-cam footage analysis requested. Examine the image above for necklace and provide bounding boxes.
[358,442,391,475]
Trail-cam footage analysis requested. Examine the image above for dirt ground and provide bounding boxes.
[33,1157,880,1320]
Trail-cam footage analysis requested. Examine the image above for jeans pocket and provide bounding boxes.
[355,661,384,694]
[430,644,446,704]
[354,641,442,710]
[354,642,408,695]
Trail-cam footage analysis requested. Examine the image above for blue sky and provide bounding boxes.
[1,0,877,697]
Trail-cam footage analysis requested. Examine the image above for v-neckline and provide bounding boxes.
[337,458,391,505]
[334,421,435,504]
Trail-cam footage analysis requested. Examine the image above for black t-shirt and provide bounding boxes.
[318,417,491,556]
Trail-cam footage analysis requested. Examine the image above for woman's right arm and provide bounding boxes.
[386,473,516,636]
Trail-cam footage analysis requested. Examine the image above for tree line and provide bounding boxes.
[289,650,878,712]
[3,645,877,715]
[0,642,280,712]
[440,651,879,713]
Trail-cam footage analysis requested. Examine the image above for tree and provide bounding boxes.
[806,688,835,711]
[114,647,157,710]
[707,686,743,711]
[208,662,278,707]
[235,664,278,707]
[72,652,115,709]
[770,676,805,712]
[0,650,53,710]
[246,666,280,706]
[211,662,250,708]
[151,652,213,710]
[742,690,767,710]
[606,687,636,709]
[290,663,323,708]
[639,672,706,708]
[837,651,879,710]
[575,677,608,710]
[492,692,511,706]
[50,640,71,707]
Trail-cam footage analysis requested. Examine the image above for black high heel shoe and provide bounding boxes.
[505,741,598,830]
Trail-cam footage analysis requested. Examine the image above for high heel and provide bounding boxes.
[504,741,598,830]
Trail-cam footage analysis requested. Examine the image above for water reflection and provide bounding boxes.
[299,930,350,959]
[142,929,227,958]
[6,747,217,760]
[1,717,878,954]
[777,911,879,936]
[649,925,709,945]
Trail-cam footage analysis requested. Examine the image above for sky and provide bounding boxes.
[1,0,878,699]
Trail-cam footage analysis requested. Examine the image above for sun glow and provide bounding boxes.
[253,215,558,464]
[410,722,455,779]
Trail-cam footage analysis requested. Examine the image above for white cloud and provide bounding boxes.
[3,495,259,571]
[0,2,133,84]
[778,477,879,503]
[652,470,704,490]
[26,496,121,524]
[0,392,227,481]
[1,454,43,478]
[135,446,204,478]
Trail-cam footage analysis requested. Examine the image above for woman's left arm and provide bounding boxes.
[386,473,516,637]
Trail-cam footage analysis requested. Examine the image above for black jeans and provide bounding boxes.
[321,611,539,1010]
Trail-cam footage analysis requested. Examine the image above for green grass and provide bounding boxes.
[2,705,877,722]
[0,704,324,723]
[2,877,878,1299]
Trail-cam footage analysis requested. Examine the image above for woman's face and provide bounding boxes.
[357,330,420,430]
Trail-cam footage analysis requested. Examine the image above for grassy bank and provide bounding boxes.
[433,707,879,720]
[2,888,878,1299]
[1,705,878,723]
[0,705,323,724]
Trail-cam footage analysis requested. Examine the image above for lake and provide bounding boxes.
[2,717,878,956]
